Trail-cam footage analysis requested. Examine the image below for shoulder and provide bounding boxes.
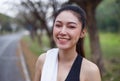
[36,53,46,66]
[34,53,46,81]
[81,58,101,81]
[36,48,58,66]
[82,58,99,72]
[37,53,46,63]
[35,53,46,72]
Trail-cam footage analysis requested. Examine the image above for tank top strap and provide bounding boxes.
[65,54,83,81]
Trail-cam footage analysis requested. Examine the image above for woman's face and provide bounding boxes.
[53,11,83,50]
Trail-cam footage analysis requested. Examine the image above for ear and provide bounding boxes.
[80,28,87,38]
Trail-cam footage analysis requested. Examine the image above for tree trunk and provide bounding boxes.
[37,32,42,47]
[30,29,36,41]
[86,6,105,74]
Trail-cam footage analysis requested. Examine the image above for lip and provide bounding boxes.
[57,36,70,40]
[58,38,68,41]
[56,37,70,44]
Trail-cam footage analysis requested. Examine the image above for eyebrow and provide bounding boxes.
[55,20,77,25]
[55,20,61,23]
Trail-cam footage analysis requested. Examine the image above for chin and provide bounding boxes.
[56,44,70,50]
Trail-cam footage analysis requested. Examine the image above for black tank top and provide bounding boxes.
[65,54,83,81]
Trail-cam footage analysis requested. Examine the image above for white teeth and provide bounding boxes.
[58,38,69,40]
[57,36,70,40]
[58,37,67,39]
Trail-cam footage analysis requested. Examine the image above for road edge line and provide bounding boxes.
[18,43,31,81]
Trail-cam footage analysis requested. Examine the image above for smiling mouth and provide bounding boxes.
[57,37,70,40]
[56,38,71,44]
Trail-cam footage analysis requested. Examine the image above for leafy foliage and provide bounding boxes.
[0,14,13,33]
[96,0,120,33]
[0,13,11,24]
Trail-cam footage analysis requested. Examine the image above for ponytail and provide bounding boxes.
[76,38,85,57]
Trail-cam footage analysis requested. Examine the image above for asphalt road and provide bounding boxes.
[0,33,26,81]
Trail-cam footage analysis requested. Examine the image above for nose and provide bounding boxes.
[59,26,67,35]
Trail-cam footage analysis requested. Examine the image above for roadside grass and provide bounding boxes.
[22,35,50,56]
[100,33,120,81]
[22,33,120,81]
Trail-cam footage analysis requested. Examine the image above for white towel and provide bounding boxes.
[41,48,59,81]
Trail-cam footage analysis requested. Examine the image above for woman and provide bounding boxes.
[34,5,101,81]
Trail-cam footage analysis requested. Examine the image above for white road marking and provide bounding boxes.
[18,43,31,81]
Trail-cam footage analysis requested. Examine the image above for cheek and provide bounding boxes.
[53,27,57,36]
[71,30,81,43]
[53,27,59,40]
[72,30,81,38]
[74,33,80,42]
[53,27,56,39]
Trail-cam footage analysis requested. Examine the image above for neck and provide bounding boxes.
[58,47,77,62]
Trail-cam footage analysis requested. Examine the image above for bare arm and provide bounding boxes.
[86,61,101,81]
[81,58,101,81]
[34,53,46,81]
[87,66,101,81]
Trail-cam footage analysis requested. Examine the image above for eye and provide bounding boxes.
[68,25,76,29]
[55,24,62,28]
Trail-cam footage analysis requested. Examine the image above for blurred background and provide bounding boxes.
[0,0,120,81]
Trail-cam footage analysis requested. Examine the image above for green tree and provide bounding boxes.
[0,14,12,33]
[96,0,120,33]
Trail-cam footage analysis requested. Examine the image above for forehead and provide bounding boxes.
[55,11,80,23]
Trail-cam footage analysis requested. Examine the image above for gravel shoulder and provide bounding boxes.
[20,40,38,81]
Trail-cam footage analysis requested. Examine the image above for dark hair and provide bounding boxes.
[54,5,86,57]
